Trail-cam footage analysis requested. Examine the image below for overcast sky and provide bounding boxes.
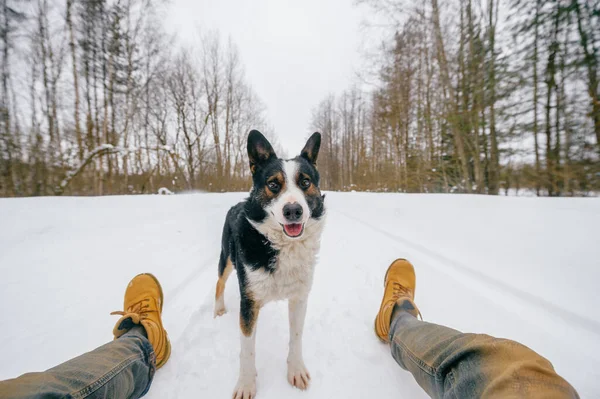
[165,0,365,155]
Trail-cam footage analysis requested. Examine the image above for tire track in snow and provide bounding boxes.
[334,209,600,337]
[165,254,218,304]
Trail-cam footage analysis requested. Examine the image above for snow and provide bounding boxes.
[0,192,599,398]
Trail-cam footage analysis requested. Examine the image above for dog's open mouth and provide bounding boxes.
[282,223,304,238]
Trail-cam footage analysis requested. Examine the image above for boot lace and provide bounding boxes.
[391,282,423,320]
[110,298,156,322]
[391,282,411,300]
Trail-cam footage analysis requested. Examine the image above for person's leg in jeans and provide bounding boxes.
[374,259,579,399]
[0,273,171,399]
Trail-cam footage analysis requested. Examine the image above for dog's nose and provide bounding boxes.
[283,203,303,222]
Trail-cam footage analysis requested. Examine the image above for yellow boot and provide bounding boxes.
[111,273,171,369]
[374,259,421,343]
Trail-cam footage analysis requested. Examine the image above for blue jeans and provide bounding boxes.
[0,313,579,398]
[0,327,155,399]
[390,310,579,398]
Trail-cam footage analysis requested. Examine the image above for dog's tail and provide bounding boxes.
[218,209,234,277]
[215,208,235,317]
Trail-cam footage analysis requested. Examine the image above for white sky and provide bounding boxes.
[165,0,365,155]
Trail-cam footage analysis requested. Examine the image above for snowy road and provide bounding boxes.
[1,192,599,398]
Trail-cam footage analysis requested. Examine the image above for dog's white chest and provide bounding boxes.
[246,241,318,303]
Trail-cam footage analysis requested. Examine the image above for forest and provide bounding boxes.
[0,0,279,196]
[312,0,599,195]
[0,0,598,196]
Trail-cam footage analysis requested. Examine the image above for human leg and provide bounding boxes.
[0,326,155,399]
[0,273,171,399]
[375,259,578,399]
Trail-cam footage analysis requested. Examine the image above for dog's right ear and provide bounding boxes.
[247,130,276,174]
[301,132,321,166]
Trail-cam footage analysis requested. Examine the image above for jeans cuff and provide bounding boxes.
[389,305,417,341]
[139,338,156,396]
[124,327,156,396]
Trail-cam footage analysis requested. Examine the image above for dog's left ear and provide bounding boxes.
[301,132,321,166]
[248,130,277,174]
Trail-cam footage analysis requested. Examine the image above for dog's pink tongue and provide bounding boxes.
[284,223,303,237]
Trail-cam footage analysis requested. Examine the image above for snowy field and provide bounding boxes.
[1,192,599,398]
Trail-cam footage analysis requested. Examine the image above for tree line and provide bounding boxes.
[0,0,278,197]
[1,0,598,197]
[311,0,599,195]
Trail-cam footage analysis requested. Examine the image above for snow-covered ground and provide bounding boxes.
[0,192,599,398]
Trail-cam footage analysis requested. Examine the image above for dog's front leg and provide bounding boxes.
[287,297,311,390]
[234,299,259,399]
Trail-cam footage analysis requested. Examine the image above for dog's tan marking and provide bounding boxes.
[216,257,233,300]
[299,172,320,197]
[214,258,234,317]
[240,298,261,337]
[264,172,285,199]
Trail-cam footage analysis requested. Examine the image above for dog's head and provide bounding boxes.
[246,130,325,240]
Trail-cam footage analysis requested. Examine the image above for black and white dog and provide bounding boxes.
[214,130,326,399]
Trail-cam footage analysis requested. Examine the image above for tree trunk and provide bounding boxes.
[487,0,500,195]
[532,0,542,195]
[67,0,83,162]
[1,0,13,196]
[544,6,560,196]
[574,0,600,152]
[560,55,571,195]
[431,0,472,192]
[466,0,484,193]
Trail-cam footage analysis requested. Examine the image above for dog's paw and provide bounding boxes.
[214,306,227,318]
[287,360,311,390]
[214,298,227,318]
[233,377,256,399]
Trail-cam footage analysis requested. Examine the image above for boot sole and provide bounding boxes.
[156,335,172,369]
[375,259,410,344]
[141,273,169,369]
[142,273,171,370]
[374,317,390,344]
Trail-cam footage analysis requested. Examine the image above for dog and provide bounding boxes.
[214,129,326,399]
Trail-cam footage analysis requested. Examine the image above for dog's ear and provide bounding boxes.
[247,130,277,174]
[300,132,321,166]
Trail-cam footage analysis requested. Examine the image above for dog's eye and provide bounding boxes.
[267,181,280,191]
[300,178,311,189]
